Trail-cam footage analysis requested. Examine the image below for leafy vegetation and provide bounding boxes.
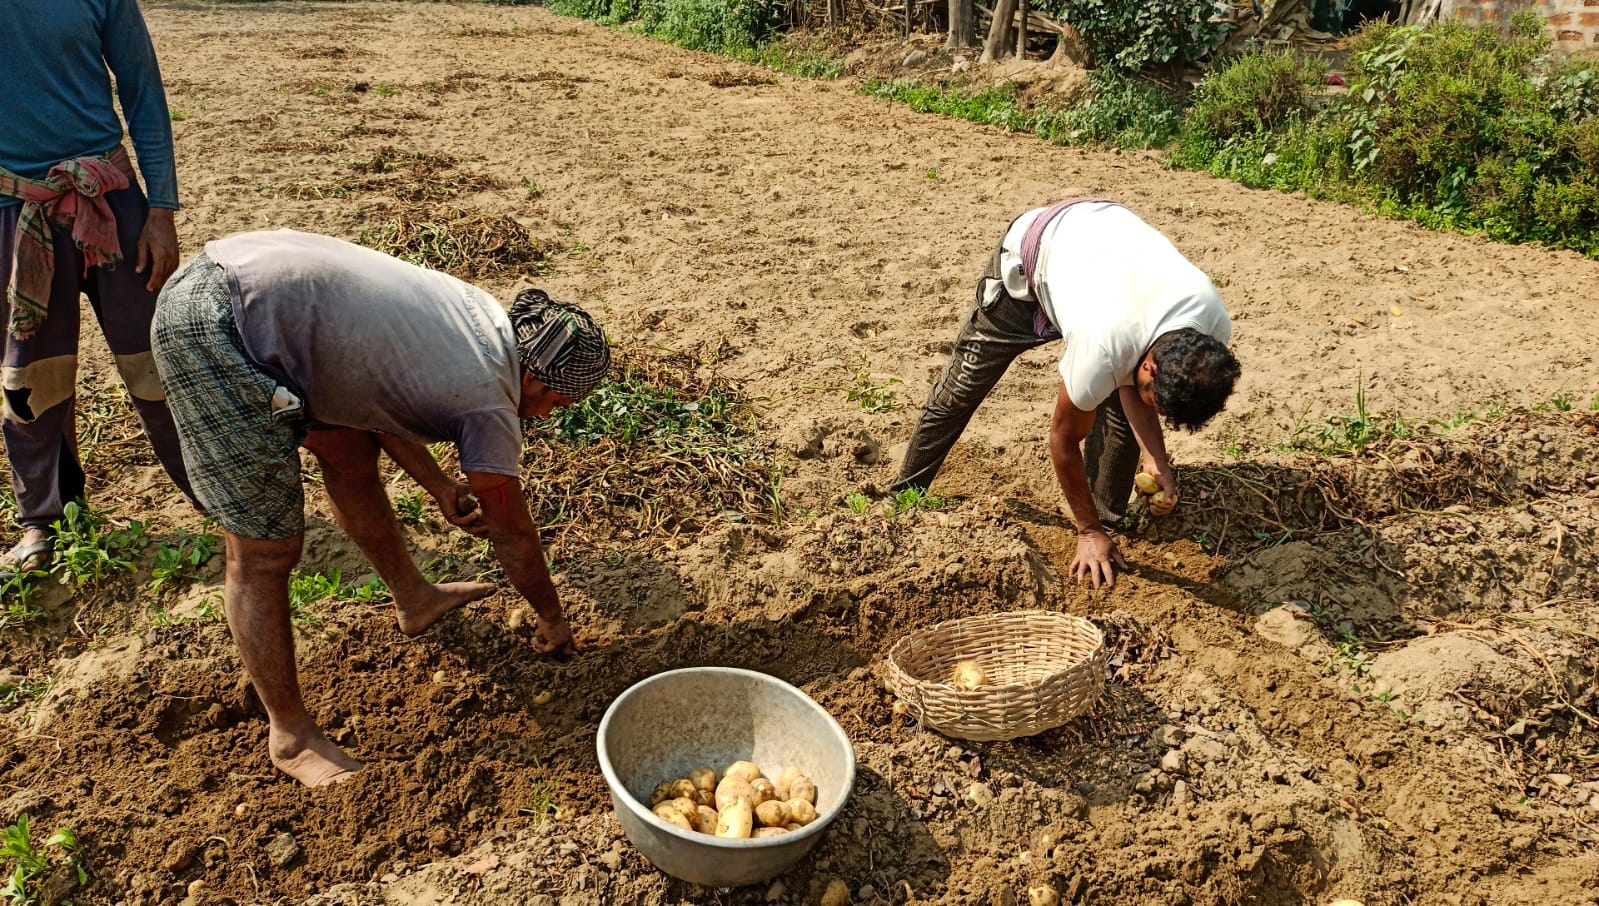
[0,815,86,906]
[146,530,221,596]
[1035,0,1225,73]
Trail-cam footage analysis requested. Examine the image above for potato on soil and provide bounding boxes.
[653,802,693,832]
[775,766,803,799]
[693,805,719,834]
[1134,472,1160,496]
[688,765,717,792]
[755,799,789,827]
[715,797,754,838]
[724,760,763,783]
[785,798,818,825]
[1028,884,1061,906]
[788,775,818,806]
[820,878,851,906]
[951,660,986,690]
[752,826,788,838]
[715,777,757,811]
[750,777,778,804]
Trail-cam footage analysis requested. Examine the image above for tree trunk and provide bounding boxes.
[1014,0,1029,58]
[945,0,976,48]
[979,0,1016,62]
[904,0,913,36]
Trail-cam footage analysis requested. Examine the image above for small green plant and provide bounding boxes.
[49,503,145,588]
[844,492,870,515]
[0,574,45,631]
[520,780,561,827]
[288,570,342,627]
[847,369,901,413]
[169,109,190,122]
[1551,393,1574,412]
[890,487,945,516]
[925,169,939,181]
[0,677,51,713]
[1291,384,1412,456]
[0,815,86,905]
[342,576,391,604]
[147,530,221,596]
[523,178,543,198]
[393,490,429,528]
[372,83,400,97]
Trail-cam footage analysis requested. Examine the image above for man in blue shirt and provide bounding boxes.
[0,0,194,577]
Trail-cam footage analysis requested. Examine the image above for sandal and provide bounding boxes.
[0,535,55,583]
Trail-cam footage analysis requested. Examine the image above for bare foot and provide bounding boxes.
[269,725,364,787]
[394,581,494,637]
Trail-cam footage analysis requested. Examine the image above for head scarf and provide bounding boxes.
[507,289,610,402]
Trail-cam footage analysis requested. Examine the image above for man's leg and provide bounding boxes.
[83,187,196,507]
[893,248,1047,493]
[1,204,87,567]
[224,530,362,787]
[1083,391,1143,525]
[301,428,492,637]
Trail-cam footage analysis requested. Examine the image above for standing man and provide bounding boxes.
[152,230,610,787]
[0,0,194,578]
[893,199,1241,588]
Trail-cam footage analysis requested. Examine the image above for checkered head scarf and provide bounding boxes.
[507,289,610,402]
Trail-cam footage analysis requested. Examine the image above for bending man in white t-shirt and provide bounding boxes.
[893,199,1241,588]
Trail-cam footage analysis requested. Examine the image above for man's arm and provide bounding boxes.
[1049,384,1127,588]
[374,434,486,536]
[466,472,574,657]
[102,0,179,290]
[1118,385,1177,515]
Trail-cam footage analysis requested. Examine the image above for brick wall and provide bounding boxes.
[1443,0,1599,54]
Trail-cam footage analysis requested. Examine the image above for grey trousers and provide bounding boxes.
[893,246,1143,524]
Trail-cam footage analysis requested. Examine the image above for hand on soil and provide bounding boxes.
[1071,530,1127,588]
[533,611,576,658]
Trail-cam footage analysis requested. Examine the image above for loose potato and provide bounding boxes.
[650,781,675,807]
[688,765,718,793]
[951,660,986,690]
[788,776,818,807]
[755,799,789,827]
[1028,885,1061,906]
[724,760,763,784]
[1134,472,1160,496]
[775,766,803,800]
[752,826,788,838]
[653,802,693,832]
[820,878,851,906]
[715,796,754,838]
[693,805,719,834]
[892,700,910,717]
[669,779,698,801]
[785,798,818,825]
[715,777,757,811]
[1151,490,1176,510]
[750,778,778,804]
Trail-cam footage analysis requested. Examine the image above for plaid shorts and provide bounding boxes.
[152,254,308,540]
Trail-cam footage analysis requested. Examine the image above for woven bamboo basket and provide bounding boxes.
[885,610,1106,742]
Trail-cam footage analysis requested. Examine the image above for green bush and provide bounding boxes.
[1183,49,1326,144]
[1039,0,1226,72]
[1034,71,1183,150]
[635,0,784,52]
[1172,16,1599,259]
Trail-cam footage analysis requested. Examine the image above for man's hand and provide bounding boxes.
[434,481,489,537]
[137,208,179,292]
[533,611,576,658]
[1070,528,1127,588]
[1144,465,1179,517]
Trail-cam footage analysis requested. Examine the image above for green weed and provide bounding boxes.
[393,490,429,528]
[1034,71,1183,150]
[0,677,51,713]
[891,487,945,517]
[847,369,901,413]
[147,530,221,596]
[1290,384,1413,456]
[0,815,86,905]
[520,779,561,827]
[288,571,341,627]
[844,492,870,515]
[49,503,147,588]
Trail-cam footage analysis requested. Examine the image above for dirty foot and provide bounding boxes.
[394,581,495,637]
[269,726,364,787]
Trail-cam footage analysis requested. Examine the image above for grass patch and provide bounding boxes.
[522,343,780,543]
[358,207,551,281]
[0,815,87,904]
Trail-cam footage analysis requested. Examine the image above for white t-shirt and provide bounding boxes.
[997,202,1232,412]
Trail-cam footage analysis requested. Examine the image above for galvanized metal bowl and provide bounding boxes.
[596,667,857,887]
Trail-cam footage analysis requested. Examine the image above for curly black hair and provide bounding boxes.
[1150,328,1241,431]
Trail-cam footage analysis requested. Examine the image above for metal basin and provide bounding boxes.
[596,667,857,887]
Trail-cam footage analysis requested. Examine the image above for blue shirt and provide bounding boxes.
[0,0,178,210]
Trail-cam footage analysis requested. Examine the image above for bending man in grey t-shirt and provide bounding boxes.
[151,230,611,787]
